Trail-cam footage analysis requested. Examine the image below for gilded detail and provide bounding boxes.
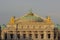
[9,16,15,24]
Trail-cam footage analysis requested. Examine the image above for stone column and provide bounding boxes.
[13,34,16,40]
[7,33,10,40]
[20,31,23,40]
[13,31,17,40]
[38,31,41,40]
[56,31,58,40]
[32,31,34,40]
[44,31,47,40]
[26,31,28,39]
[51,31,54,40]
[1,33,4,40]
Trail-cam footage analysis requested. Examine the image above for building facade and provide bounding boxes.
[1,11,58,40]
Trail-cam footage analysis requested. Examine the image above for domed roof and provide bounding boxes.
[21,12,43,22]
[56,24,60,30]
[1,24,6,30]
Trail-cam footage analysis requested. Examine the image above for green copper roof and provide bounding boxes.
[56,24,60,30]
[21,12,43,22]
[1,25,6,30]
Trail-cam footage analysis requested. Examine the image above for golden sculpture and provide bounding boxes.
[9,16,15,24]
[46,16,51,23]
[27,8,34,16]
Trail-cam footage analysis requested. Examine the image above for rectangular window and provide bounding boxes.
[23,34,26,38]
[41,34,44,39]
[10,34,13,39]
[54,34,56,39]
[35,34,38,38]
[48,34,50,39]
[17,34,20,39]
[4,33,7,40]
[29,34,32,38]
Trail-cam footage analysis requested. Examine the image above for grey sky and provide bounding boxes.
[0,0,60,25]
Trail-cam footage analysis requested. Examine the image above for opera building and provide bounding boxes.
[0,11,58,40]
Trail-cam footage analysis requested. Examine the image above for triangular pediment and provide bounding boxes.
[15,12,46,24]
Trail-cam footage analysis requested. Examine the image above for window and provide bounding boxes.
[35,34,38,38]
[34,31,37,33]
[48,34,50,39]
[17,34,20,39]
[41,31,43,33]
[4,33,7,40]
[41,34,44,39]
[29,34,32,38]
[23,34,26,38]
[16,24,18,30]
[10,34,13,39]
[17,31,20,33]
[29,31,31,33]
[23,31,25,33]
[27,25,29,28]
[0,26,1,32]
[54,34,56,39]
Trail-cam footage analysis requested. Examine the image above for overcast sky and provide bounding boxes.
[0,0,60,25]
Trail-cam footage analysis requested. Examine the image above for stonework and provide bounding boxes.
[0,11,58,40]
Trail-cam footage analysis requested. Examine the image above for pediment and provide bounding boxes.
[45,26,53,31]
[14,17,45,24]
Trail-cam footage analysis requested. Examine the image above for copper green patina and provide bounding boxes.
[21,12,43,22]
[56,24,60,30]
[1,24,6,30]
